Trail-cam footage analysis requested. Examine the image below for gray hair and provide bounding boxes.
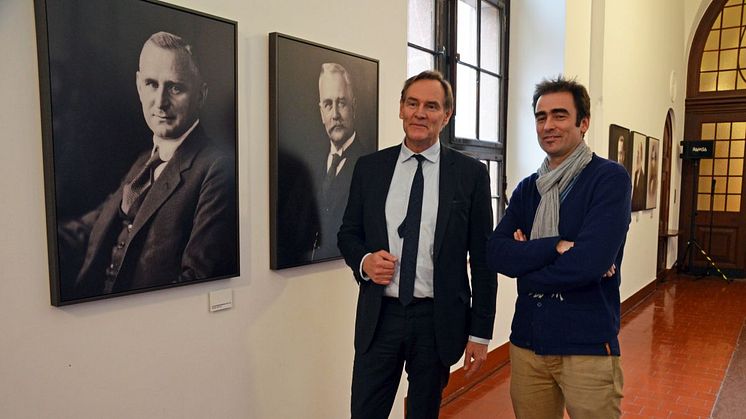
[143,31,202,81]
[319,62,355,101]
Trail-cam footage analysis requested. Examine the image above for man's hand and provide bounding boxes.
[463,341,488,379]
[513,229,527,242]
[556,239,574,255]
[604,263,617,278]
[362,250,397,285]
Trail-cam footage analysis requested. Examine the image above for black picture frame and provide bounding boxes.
[34,0,239,305]
[269,33,379,270]
[646,137,660,210]
[609,124,631,175]
[631,131,648,212]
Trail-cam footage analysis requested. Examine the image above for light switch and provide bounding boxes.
[209,288,233,312]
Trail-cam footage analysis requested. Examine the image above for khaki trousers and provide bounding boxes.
[509,343,624,419]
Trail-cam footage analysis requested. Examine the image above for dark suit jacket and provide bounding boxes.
[59,126,238,301]
[313,136,371,260]
[338,144,497,366]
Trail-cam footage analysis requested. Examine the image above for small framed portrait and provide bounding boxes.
[646,137,660,210]
[630,131,648,212]
[609,124,631,175]
[34,0,239,305]
[269,33,379,269]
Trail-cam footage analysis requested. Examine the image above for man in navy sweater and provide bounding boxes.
[487,76,631,419]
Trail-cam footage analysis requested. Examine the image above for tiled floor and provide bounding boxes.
[440,275,746,418]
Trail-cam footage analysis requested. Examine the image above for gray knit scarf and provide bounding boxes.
[530,142,593,240]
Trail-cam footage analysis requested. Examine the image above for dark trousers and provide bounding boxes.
[351,297,450,419]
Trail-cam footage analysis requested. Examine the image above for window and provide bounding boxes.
[698,0,746,92]
[407,0,509,222]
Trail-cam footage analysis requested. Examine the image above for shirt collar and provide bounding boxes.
[400,140,440,164]
[329,132,356,157]
[152,119,199,161]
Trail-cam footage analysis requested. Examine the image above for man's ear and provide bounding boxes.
[579,116,590,136]
[135,71,142,95]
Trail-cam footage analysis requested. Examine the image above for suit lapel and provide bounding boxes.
[433,145,456,262]
[131,130,204,236]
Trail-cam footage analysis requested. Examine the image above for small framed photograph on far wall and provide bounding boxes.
[631,131,648,212]
[646,137,660,210]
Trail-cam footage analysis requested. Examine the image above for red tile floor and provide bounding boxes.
[440,275,746,418]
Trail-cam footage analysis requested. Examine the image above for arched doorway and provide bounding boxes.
[680,0,746,277]
[657,110,674,278]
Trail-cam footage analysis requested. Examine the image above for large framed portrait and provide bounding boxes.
[646,137,660,210]
[269,33,379,269]
[630,131,648,212]
[609,124,631,175]
[34,0,239,306]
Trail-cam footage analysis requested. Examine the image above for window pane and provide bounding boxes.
[702,123,716,139]
[698,194,711,211]
[480,1,500,73]
[700,158,713,176]
[489,161,498,197]
[714,176,728,193]
[408,0,435,49]
[723,5,742,28]
[705,30,720,50]
[700,72,718,92]
[458,0,478,65]
[479,72,500,142]
[733,122,746,139]
[407,47,434,78]
[727,195,741,212]
[714,194,726,211]
[717,122,731,139]
[701,51,719,71]
[455,64,477,139]
[720,49,738,69]
[715,140,730,157]
[722,28,741,49]
[731,140,745,157]
[728,176,742,193]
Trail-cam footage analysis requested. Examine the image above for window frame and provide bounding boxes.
[407,0,510,221]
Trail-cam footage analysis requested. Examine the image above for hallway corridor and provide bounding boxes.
[440,275,746,418]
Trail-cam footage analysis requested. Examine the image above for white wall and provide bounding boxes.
[0,0,711,418]
[559,0,691,300]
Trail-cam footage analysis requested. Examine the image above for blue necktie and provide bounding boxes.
[397,154,426,306]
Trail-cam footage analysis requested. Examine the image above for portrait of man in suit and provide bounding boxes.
[56,31,238,303]
[338,70,496,418]
[631,133,647,211]
[270,35,378,269]
[311,63,373,260]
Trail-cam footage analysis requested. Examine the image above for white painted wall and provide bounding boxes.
[0,0,713,418]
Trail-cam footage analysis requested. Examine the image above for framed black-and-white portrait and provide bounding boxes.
[631,131,648,212]
[269,33,379,270]
[609,124,631,175]
[646,137,660,210]
[34,0,239,305]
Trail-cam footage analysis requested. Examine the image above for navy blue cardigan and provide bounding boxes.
[487,154,631,356]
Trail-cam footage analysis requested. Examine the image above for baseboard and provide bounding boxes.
[621,278,657,314]
[440,277,658,407]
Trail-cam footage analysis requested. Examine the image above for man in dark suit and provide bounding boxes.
[311,63,374,261]
[58,31,237,302]
[338,70,496,418]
